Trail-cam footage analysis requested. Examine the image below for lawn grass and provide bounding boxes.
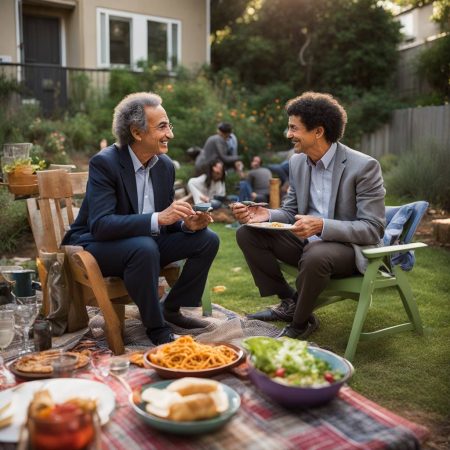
[207,223,450,426]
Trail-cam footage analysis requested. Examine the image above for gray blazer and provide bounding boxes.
[270,142,386,273]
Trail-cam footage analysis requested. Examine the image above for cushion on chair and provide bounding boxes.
[383,201,428,271]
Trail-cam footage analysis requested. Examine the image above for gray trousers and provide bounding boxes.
[236,226,358,326]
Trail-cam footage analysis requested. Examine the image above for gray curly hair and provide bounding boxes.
[112,92,162,146]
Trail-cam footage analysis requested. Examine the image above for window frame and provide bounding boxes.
[97,7,181,71]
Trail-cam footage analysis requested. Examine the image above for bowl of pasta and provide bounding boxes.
[144,336,244,379]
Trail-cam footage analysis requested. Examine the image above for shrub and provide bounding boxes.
[0,189,30,254]
[385,141,450,210]
[379,153,399,175]
[61,113,96,153]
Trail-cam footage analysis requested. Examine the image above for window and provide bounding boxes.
[109,18,131,65]
[147,20,179,70]
[97,8,181,71]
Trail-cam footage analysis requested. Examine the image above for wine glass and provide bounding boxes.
[15,295,39,352]
[0,308,15,352]
[13,302,37,355]
[0,307,16,387]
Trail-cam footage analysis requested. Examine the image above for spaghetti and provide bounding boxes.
[149,336,238,370]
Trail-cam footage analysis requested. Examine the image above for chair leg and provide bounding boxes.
[112,303,125,336]
[202,279,212,317]
[73,251,125,355]
[344,262,378,361]
[393,267,424,335]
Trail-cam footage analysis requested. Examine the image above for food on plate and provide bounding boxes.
[14,349,90,374]
[270,222,286,228]
[141,378,228,421]
[148,335,238,370]
[243,337,343,387]
[128,351,145,367]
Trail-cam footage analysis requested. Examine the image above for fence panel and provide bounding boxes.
[360,104,450,157]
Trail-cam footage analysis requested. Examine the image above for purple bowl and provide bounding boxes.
[247,347,354,408]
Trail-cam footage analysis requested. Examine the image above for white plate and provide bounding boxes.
[0,378,115,443]
[246,222,294,230]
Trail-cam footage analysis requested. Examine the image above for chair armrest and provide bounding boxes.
[362,242,427,259]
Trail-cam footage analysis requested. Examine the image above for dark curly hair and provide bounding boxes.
[285,92,347,143]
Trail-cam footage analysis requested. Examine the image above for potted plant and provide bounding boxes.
[3,157,46,195]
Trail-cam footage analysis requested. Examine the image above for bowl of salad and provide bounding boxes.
[242,337,354,408]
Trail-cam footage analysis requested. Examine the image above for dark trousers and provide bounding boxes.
[236,226,357,326]
[85,228,219,332]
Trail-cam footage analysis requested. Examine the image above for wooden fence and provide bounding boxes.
[360,104,450,159]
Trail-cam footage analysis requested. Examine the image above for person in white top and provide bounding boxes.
[188,159,226,209]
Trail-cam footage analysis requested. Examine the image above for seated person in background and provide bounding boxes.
[227,131,239,157]
[187,160,226,209]
[231,91,385,340]
[239,156,272,203]
[195,122,241,175]
[62,92,219,345]
[267,148,295,195]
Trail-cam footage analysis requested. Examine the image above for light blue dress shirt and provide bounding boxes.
[306,142,337,240]
[128,147,160,235]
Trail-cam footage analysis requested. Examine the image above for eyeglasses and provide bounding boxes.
[149,122,174,132]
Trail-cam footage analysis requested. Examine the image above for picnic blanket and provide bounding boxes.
[96,368,429,450]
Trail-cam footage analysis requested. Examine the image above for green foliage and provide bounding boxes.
[385,140,450,210]
[416,34,450,102]
[343,89,402,147]
[0,189,30,253]
[61,113,96,153]
[379,153,399,174]
[0,73,22,99]
[212,0,401,94]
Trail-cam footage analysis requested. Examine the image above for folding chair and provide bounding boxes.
[279,201,429,361]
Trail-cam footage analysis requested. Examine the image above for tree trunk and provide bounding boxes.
[432,218,450,244]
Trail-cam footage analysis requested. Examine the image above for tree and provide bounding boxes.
[211,0,402,94]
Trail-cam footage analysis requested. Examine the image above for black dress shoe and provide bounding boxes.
[276,314,320,340]
[147,327,176,346]
[246,298,296,322]
[163,309,209,329]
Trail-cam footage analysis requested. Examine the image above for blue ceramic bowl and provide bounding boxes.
[130,380,241,435]
[193,202,213,212]
[247,347,354,408]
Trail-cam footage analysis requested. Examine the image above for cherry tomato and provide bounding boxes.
[324,372,335,383]
[274,368,286,377]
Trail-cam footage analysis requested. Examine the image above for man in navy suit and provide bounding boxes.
[62,92,219,345]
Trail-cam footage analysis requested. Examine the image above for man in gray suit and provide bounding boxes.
[232,92,385,339]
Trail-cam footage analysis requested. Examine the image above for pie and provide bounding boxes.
[128,351,145,367]
[14,349,90,374]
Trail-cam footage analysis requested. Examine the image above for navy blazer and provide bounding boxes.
[62,144,182,246]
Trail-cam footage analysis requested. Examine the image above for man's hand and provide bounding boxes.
[291,215,324,239]
[158,200,195,226]
[184,212,213,231]
[231,202,270,224]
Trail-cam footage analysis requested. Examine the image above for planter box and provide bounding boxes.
[7,170,39,195]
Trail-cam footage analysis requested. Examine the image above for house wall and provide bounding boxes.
[0,0,18,63]
[78,0,208,69]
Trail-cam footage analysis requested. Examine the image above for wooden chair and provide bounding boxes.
[27,169,211,354]
[279,201,428,361]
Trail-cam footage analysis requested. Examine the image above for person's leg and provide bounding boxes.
[278,241,357,339]
[238,181,253,202]
[84,236,172,344]
[155,228,219,327]
[236,226,306,320]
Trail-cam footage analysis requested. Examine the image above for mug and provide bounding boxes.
[2,269,35,298]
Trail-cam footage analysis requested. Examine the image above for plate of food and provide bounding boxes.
[8,349,91,380]
[0,379,115,443]
[130,378,240,435]
[245,222,294,230]
[144,336,244,379]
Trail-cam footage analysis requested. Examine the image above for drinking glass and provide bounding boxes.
[0,309,15,352]
[13,303,37,354]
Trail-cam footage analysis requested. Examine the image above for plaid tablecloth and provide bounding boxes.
[92,368,429,450]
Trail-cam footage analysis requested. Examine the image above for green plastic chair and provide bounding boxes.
[279,201,429,361]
